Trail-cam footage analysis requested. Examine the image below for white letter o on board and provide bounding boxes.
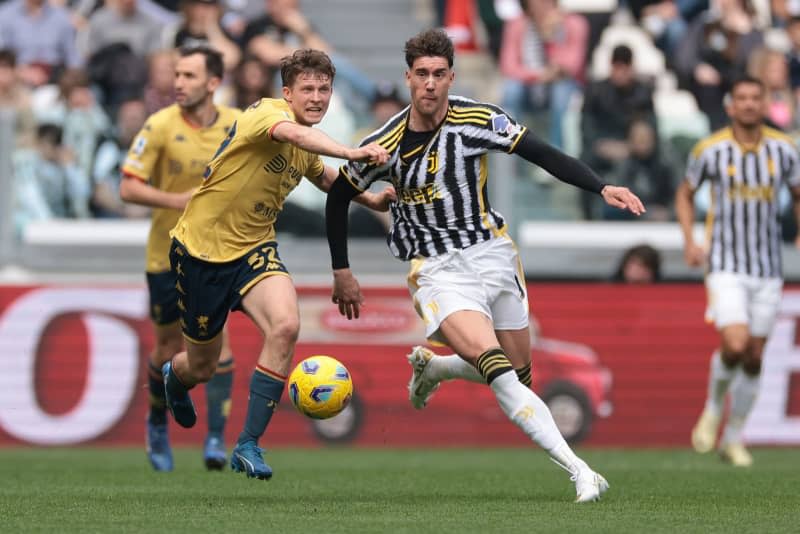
[0,288,146,445]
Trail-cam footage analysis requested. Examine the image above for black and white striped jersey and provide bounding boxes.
[686,126,800,278]
[341,95,527,260]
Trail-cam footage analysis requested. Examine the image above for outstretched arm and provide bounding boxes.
[512,131,645,215]
[326,174,365,319]
[271,122,388,164]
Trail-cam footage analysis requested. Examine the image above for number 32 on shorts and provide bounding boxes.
[247,244,283,272]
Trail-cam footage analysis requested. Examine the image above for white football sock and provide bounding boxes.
[490,371,586,472]
[427,354,484,384]
[704,350,736,417]
[721,370,760,445]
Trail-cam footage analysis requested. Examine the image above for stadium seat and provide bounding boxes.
[654,89,710,140]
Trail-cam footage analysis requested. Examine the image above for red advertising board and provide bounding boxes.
[0,284,798,448]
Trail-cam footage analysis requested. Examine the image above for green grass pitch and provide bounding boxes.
[0,448,798,533]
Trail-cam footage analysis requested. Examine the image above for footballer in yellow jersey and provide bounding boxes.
[170,97,321,262]
[120,46,239,473]
[123,102,240,272]
[162,49,392,480]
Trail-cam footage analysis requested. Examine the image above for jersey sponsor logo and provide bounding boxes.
[168,159,183,175]
[253,202,281,220]
[399,183,443,205]
[727,184,775,202]
[491,114,521,137]
[264,154,288,173]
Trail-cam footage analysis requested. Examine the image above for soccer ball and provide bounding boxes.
[288,355,353,419]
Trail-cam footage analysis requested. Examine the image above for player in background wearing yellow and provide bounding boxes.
[326,29,645,503]
[120,46,241,472]
[162,49,393,480]
[676,75,800,466]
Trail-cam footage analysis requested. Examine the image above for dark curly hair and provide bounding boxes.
[404,28,454,68]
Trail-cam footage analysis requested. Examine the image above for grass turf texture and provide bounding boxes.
[0,448,797,533]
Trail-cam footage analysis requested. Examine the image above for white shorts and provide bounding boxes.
[705,271,783,337]
[407,235,530,344]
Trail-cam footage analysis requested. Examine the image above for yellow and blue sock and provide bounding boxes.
[237,365,285,446]
[206,358,234,438]
[147,361,167,425]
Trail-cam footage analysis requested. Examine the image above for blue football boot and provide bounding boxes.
[162,362,197,428]
[204,434,227,471]
[146,420,174,472]
[231,441,272,480]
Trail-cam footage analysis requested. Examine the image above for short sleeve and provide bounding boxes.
[784,142,800,188]
[340,157,391,193]
[461,105,528,154]
[684,142,708,190]
[122,119,164,181]
[245,101,295,142]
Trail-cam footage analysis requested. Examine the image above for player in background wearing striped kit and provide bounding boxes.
[676,75,800,466]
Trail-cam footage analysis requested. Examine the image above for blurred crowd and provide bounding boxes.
[6,0,800,238]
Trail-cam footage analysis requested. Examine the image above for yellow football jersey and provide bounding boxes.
[122,104,241,272]
[170,98,325,262]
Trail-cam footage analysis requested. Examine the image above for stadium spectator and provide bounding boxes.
[604,119,675,221]
[90,98,150,218]
[241,0,375,105]
[33,68,111,178]
[499,0,588,149]
[84,0,164,59]
[675,0,763,130]
[749,47,795,130]
[162,0,241,72]
[0,0,83,87]
[0,49,36,148]
[580,44,656,219]
[143,50,176,114]
[788,16,800,86]
[769,0,800,27]
[241,0,328,68]
[627,0,707,56]
[13,123,91,235]
[612,243,663,283]
[224,54,273,109]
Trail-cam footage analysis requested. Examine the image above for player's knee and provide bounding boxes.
[742,357,762,376]
[155,337,183,363]
[271,315,300,345]
[722,339,748,361]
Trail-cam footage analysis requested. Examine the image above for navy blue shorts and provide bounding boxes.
[146,270,180,325]
[169,239,289,343]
